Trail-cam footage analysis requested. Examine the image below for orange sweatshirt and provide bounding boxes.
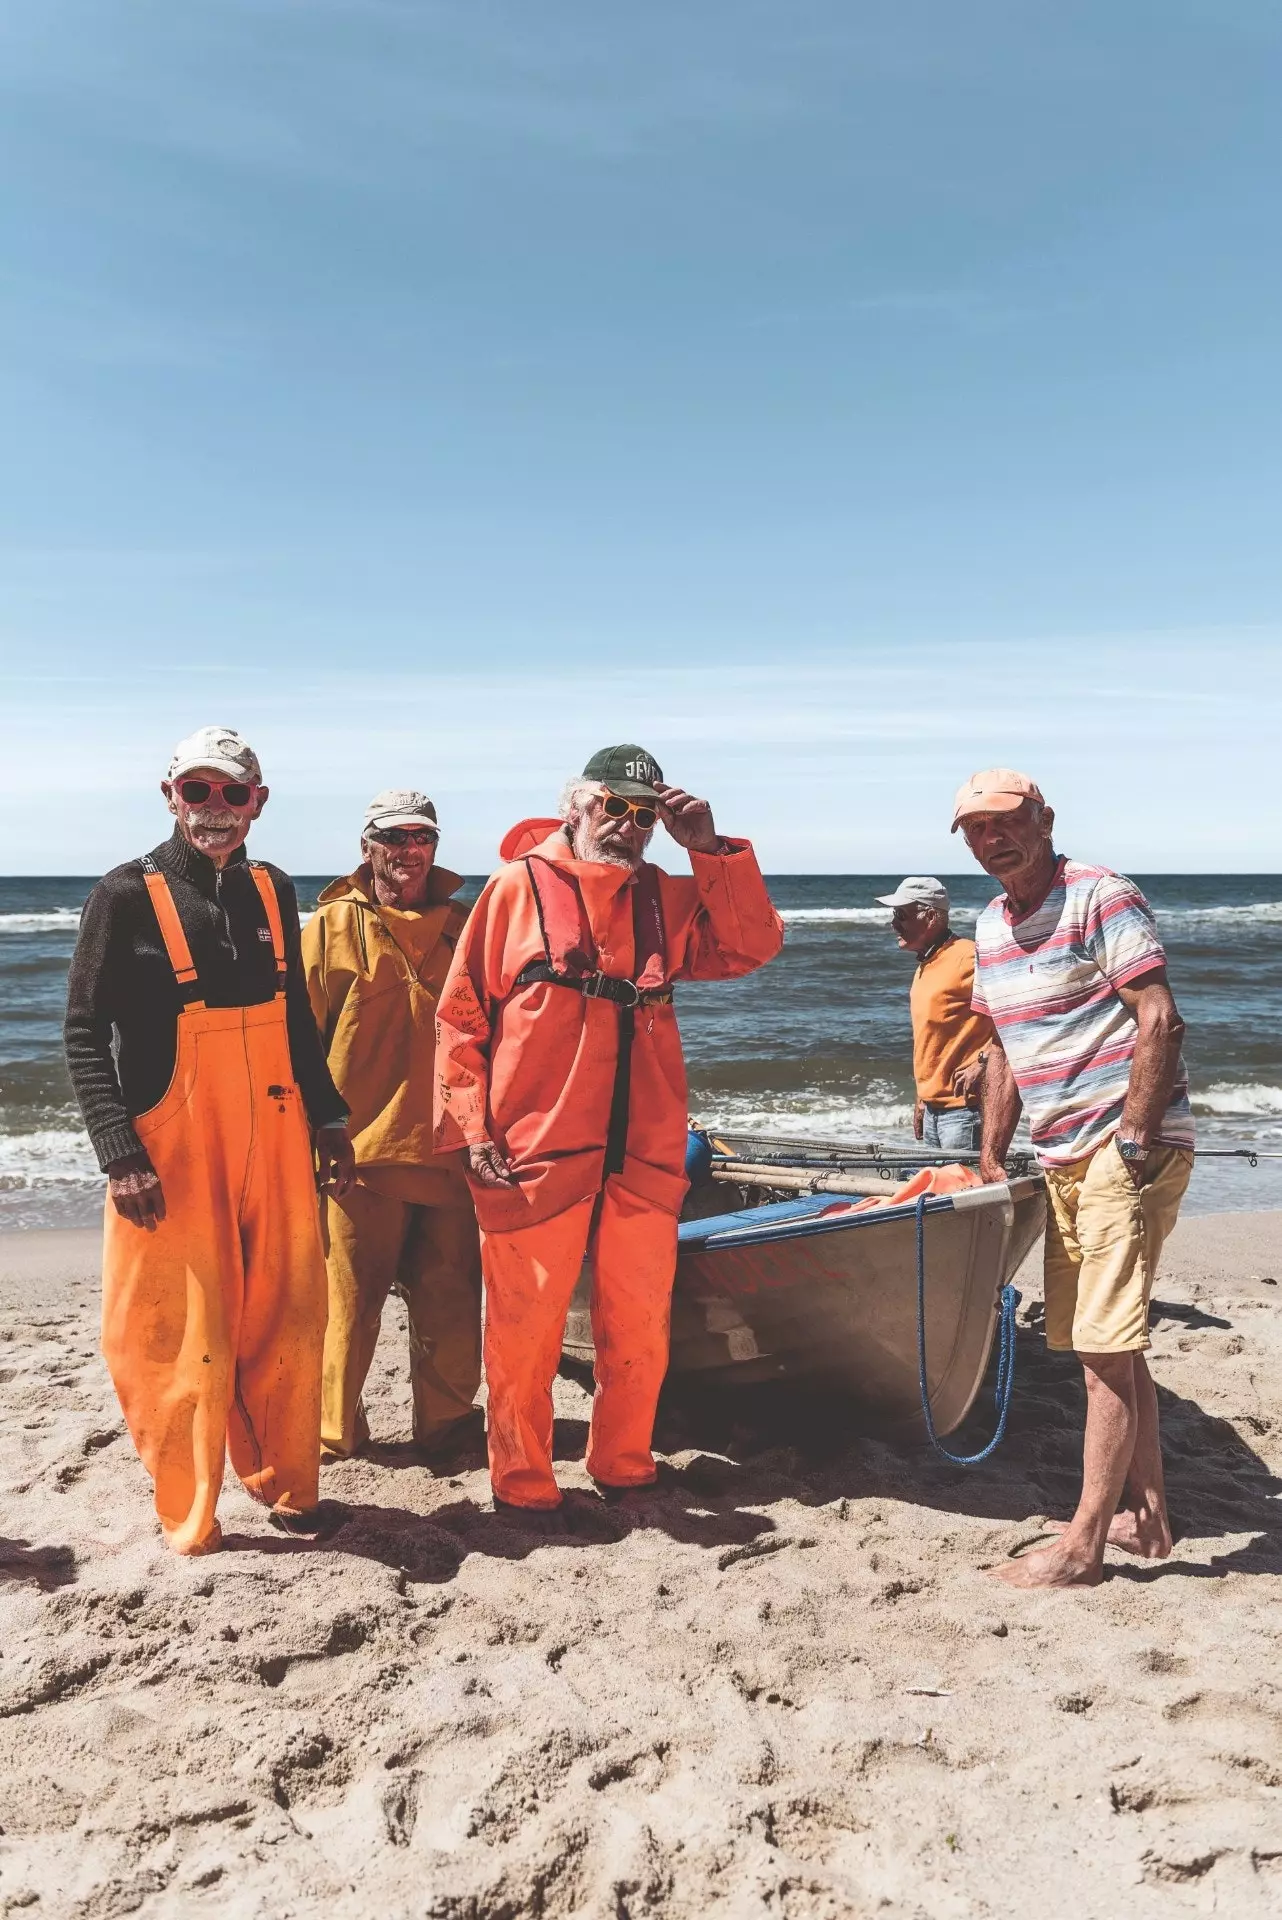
[909,934,994,1106]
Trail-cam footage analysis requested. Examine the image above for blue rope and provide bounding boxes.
[915,1193,1021,1467]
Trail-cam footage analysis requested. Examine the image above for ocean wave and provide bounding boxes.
[694,1092,918,1138]
[1193,1082,1282,1118]
[782,907,891,925]
[0,1128,103,1191]
[4,899,1281,934]
[779,906,984,926]
[0,909,84,933]
[1155,901,1282,927]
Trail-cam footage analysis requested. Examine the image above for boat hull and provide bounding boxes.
[563,1177,1045,1437]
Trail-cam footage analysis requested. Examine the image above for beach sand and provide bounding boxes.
[1,1214,1280,1918]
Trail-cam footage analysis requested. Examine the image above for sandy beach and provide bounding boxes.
[1,1213,1280,1918]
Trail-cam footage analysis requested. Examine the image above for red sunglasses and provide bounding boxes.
[174,777,258,807]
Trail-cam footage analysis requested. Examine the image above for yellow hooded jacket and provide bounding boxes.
[303,864,471,1205]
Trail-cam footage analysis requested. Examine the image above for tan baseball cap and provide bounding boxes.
[363,789,438,834]
[951,767,1045,832]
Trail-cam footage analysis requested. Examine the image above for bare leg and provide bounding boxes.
[992,1352,1138,1588]
[1045,1352,1171,1558]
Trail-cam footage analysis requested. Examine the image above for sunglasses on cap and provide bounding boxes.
[366,825,439,848]
[174,778,257,808]
[601,793,658,830]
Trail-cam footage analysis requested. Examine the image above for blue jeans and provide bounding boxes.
[921,1104,981,1153]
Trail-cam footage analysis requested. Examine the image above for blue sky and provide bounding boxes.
[3,2,1280,873]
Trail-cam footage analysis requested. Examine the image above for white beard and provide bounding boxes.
[570,820,645,869]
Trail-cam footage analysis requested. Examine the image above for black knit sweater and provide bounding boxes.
[64,828,348,1171]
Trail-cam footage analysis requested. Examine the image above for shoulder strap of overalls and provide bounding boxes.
[247,864,288,998]
[139,857,206,1011]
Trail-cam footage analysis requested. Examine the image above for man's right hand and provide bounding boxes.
[913,1100,924,1142]
[107,1151,167,1231]
[468,1141,516,1189]
[977,1154,1007,1187]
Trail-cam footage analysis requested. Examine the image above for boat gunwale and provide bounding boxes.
[679,1176,1041,1255]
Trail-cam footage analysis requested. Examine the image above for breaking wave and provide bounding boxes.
[694,1091,918,1139]
[0,1128,103,1191]
[1193,1083,1282,1118]
[0,910,84,933]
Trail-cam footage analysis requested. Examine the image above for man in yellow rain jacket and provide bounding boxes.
[303,790,483,1462]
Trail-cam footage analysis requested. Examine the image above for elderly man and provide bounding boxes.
[64,727,354,1555]
[876,875,993,1155]
[303,790,482,1463]
[434,744,783,1515]
[955,768,1195,1589]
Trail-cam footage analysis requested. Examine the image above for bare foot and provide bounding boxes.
[1044,1510,1172,1560]
[168,1520,223,1558]
[987,1541,1104,1589]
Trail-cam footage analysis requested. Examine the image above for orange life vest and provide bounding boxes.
[512,856,672,1174]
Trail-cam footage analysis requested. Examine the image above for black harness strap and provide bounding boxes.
[516,860,672,1176]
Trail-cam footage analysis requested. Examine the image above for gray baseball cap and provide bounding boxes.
[875,876,949,911]
[363,789,438,834]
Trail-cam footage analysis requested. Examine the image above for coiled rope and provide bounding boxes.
[915,1193,1021,1466]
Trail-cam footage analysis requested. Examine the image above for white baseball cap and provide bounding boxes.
[875,876,949,911]
[167,726,262,785]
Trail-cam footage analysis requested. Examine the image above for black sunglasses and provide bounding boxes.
[176,778,256,807]
[367,826,439,848]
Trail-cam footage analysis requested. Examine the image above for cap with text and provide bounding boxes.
[875,876,950,912]
[167,727,262,786]
[950,767,1045,832]
[582,743,665,799]
[363,789,439,835]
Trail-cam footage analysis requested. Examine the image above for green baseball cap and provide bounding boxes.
[581,743,665,799]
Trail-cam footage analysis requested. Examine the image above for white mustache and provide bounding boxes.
[190,812,237,831]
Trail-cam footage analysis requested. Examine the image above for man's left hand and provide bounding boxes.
[951,1058,986,1107]
[653,783,720,854]
[317,1123,356,1198]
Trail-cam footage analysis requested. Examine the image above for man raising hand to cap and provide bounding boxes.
[434,744,784,1518]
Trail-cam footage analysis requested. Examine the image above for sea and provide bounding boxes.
[2,873,1280,1230]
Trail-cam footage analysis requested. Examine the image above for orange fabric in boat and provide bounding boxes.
[850,1164,985,1211]
[479,1179,679,1507]
[433,824,785,1232]
[101,865,327,1555]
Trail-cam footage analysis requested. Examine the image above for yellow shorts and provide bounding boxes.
[1042,1139,1193,1353]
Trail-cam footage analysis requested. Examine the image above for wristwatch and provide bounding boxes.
[1116,1137,1150,1165]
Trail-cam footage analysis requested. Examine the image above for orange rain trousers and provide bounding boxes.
[320,1179,482,1458]
[480,1179,678,1508]
[101,870,327,1555]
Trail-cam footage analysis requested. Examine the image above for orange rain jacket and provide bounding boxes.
[433,826,784,1232]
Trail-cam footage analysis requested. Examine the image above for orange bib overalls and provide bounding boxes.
[101,861,328,1555]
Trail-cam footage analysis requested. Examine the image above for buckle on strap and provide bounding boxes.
[583,972,640,1007]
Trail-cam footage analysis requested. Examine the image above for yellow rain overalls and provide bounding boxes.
[101,858,328,1555]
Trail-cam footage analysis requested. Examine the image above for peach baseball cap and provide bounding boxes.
[951,767,1045,832]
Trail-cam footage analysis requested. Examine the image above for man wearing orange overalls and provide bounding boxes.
[64,727,355,1555]
[433,745,784,1516]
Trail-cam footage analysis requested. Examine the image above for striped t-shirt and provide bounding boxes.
[971,857,1195,1167]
